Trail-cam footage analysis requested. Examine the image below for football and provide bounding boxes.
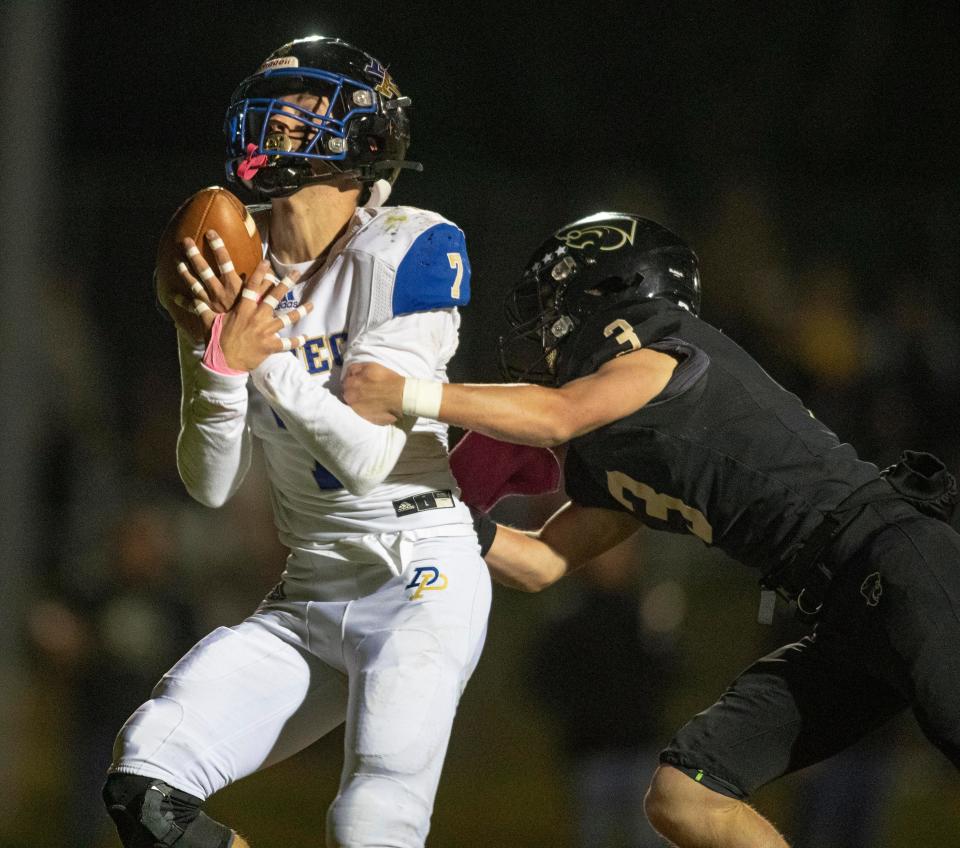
[155,185,263,339]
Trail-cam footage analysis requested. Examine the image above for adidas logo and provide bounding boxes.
[392,489,455,518]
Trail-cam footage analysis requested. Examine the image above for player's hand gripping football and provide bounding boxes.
[177,230,249,314]
[162,230,251,342]
[174,260,311,372]
[342,362,405,425]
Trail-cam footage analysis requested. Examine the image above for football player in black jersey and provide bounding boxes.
[343,212,960,847]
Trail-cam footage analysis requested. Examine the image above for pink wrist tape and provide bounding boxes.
[201,313,247,376]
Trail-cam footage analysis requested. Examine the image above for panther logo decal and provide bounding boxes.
[860,572,883,607]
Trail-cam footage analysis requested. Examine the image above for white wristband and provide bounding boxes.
[401,378,443,419]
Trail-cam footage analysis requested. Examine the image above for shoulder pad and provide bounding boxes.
[348,207,471,315]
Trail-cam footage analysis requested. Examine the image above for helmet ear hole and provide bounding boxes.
[591,275,632,295]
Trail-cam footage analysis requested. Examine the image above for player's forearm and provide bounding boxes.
[432,382,574,447]
[484,502,641,592]
[484,524,571,592]
[398,349,679,444]
[177,419,252,508]
[176,333,252,507]
[252,352,409,496]
[344,362,573,444]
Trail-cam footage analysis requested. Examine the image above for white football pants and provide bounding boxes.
[109,531,491,848]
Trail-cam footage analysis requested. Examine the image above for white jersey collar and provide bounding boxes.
[268,208,374,282]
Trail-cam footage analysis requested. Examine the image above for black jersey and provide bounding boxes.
[560,301,881,577]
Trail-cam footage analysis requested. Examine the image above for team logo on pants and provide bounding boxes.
[406,566,448,600]
[860,572,883,607]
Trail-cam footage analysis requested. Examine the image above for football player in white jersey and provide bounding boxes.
[103,36,491,848]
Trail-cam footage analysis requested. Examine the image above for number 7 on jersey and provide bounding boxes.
[447,252,464,299]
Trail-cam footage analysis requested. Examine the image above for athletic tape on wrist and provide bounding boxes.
[401,378,443,419]
[201,313,248,376]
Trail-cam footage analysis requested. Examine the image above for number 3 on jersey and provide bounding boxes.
[604,318,642,353]
[447,252,464,299]
[607,469,713,543]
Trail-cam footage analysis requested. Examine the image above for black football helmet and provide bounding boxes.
[498,212,701,384]
[224,35,420,198]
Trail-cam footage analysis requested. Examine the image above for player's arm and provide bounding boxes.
[175,330,253,507]
[171,234,286,507]
[175,260,310,507]
[251,352,412,498]
[484,501,641,591]
[252,308,457,497]
[344,348,677,445]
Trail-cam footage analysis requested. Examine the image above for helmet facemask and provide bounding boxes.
[227,69,379,196]
[498,250,586,385]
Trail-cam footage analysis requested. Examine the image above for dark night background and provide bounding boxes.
[1,1,958,845]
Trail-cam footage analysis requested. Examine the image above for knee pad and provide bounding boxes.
[327,774,430,848]
[102,773,233,848]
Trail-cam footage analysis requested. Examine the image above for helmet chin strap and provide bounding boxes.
[363,178,392,208]
[248,163,368,200]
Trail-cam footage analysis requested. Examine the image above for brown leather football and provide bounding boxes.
[155,185,263,339]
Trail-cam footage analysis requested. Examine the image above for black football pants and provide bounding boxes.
[660,503,960,798]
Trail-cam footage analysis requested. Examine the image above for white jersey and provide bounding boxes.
[176,204,475,551]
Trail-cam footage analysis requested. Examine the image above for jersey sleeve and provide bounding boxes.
[563,446,624,512]
[644,338,711,405]
[344,209,471,343]
[343,308,460,378]
[391,222,470,316]
[253,307,458,497]
[175,331,253,507]
[251,352,413,498]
